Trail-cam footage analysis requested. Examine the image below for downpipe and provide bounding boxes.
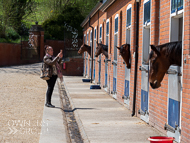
[132,1,139,117]
[89,17,94,83]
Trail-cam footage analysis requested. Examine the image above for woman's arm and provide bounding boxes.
[44,56,59,66]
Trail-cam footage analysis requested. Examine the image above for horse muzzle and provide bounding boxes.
[150,80,161,89]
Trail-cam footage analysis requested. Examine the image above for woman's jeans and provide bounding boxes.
[46,75,57,104]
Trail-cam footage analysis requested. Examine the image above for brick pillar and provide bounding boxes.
[29,22,44,61]
[181,0,190,143]
[40,31,44,61]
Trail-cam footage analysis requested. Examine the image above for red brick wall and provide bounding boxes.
[181,0,190,142]
[82,0,190,142]
[62,58,83,76]
[0,43,39,67]
[45,40,64,56]
[0,43,22,66]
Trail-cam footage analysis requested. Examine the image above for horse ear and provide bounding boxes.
[116,46,120,50]
[150,45,160,56]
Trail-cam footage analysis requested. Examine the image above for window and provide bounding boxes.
[94,28,96,40]
[90,31,92,42]
[171,0,183,13]
[100,25,102,39]
[84,35,86,44]
[115,17,118,33]
[106,20,109,46]
[87,32,89,44]
[114,14,119,61]
[127,8,131,27]
[144,1,151,24]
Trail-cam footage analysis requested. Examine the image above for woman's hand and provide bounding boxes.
[57,50,63,58]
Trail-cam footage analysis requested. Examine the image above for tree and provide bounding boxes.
[1,0,37,35]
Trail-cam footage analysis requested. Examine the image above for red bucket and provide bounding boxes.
[148,136,175,143]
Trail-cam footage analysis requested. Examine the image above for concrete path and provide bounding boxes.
[63,76,162,143]
[39,84,68,143]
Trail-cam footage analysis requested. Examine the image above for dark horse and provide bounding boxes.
[149,41,182,89]
[116,44,131,68]
[95,42,108,58]
[78,44,91,56]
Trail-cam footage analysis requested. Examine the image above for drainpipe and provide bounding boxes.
[89,17,94,83]
[132,0,140,117]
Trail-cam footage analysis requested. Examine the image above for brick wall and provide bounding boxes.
[82,0,190,142]
[62,58,83,76]
[181,0,190,142]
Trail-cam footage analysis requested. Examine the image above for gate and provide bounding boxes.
[112,15,118,99]
[165,66,181,143]
[21,24,41,60]
[139,0,151,123]
[98,55,101,84]
[124,5,132,105]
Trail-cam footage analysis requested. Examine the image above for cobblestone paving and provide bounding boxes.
[58,83,83,143]
[0,63,47,143]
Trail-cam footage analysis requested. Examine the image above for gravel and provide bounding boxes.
[0,63,47,143]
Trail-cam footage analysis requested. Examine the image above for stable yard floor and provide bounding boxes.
[0,63,47,143]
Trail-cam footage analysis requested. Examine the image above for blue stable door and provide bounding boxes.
[98,55,101,84]
[167,66,181,142]
[124,65,130,104]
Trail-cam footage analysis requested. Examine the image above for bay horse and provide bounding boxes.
[78,44,91,56]
[95,42,108,58]
[116,44,131,69]
[149,41,182,89]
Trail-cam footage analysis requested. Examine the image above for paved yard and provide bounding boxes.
[0,63,47,143]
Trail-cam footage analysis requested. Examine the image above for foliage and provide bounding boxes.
[42,5,84,40]
[0,0,36,34]
[0,0,100,42]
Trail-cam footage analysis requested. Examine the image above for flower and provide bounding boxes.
[50,10,53,13]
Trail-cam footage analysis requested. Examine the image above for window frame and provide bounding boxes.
[99,24,102,42]
[115,14,119,34]
[94,27,97,40]
[171,0,183,14]
[106,19,109,46]
[126,4,132,28]
[143,0,151,26]
[84,34,86,44]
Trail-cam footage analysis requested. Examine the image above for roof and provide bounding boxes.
[80,0,116,27]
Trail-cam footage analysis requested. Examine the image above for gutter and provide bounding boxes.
[100,0,116,12]
[132,1,140,117]
[80,1,103,27]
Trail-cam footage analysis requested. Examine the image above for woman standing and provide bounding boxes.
[43,45,63,108]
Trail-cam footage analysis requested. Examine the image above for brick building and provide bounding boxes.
[81,0,190,142]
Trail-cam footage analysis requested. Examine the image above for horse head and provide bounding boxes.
[78,44,91,56]
[149,45,171,89]
[95,42,108,58]
[116,44,131,68]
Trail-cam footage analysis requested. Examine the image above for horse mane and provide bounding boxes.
[100,44,108,52]
[84,44,91,48]
[149,41,182,59]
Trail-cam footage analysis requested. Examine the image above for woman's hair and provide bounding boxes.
[44,45,49,51]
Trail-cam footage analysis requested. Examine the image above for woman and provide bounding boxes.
[43,45,63,108]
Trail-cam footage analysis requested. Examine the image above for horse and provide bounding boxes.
[95,42,108,58]
[149,41,182,89]
[116,44,131,69]
[78,44,91,56]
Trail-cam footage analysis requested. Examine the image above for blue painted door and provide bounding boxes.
[124,65,130,100]
[98,55,101,84]
[83,52,85,76]
[89,58,91,78]
[105,59,108,87]
[168,66,181,128]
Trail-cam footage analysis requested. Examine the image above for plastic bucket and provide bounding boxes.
[148,136,175,143]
